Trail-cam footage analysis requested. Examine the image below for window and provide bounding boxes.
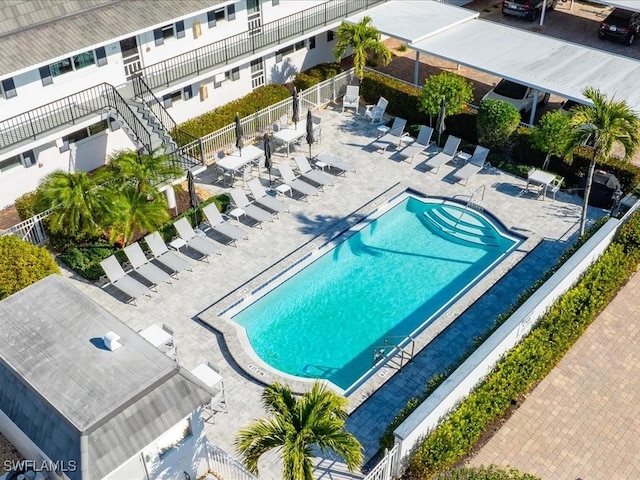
[95,47,108,67]
[276,42,306,63]
[156,418,192,458]
[272,0,280,5]
[176,20,185,39]
[230,67,240,81]
[154,24,175,46]
[208,8,225,28]
[327,30,335,42]
[308,36,316,50]
[294,40,305,51]
[250,59,263,74]
[162,90,184,108]
[61,120,109,149]
[227,4,236,21]
[183,85,193,100]
[1,77,17,99]
[48,50,96,78]
[0,150,35,172]
[247,0,260,14]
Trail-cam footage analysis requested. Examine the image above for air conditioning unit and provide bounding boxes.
[192,22,202,38]
[199,84,208,101]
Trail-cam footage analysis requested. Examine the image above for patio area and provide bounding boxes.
[66,104,604,479]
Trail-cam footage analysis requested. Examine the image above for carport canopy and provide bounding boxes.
[587,1,640,12]
[346,1,640,118]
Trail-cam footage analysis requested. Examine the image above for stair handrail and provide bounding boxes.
[372,335,415,367]
[0,83,152,153]
[453,184,486,229]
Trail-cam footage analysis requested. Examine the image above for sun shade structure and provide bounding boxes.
[346,1,640,119]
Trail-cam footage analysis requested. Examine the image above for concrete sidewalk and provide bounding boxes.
[469,269,640,479]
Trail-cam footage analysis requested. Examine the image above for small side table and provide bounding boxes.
[276,184,292,197]
[169,238,187,251]
[457,152,472,163]
[228,207,245,222]
[399,136,414,147]
[315,161,329,172]
[377,125,390,138]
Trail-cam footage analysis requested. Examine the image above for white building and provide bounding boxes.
[0,0,384,209]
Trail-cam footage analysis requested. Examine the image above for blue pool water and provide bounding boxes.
[232,196,519,390]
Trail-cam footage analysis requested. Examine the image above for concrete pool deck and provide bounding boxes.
[66,105,604,479]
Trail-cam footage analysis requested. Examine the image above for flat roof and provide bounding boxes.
[589,1,640,12]
[345,0,478,44]
[410,18,640,110]
[0,275,177,431]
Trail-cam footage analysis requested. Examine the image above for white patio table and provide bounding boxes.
[138,324,172,347]
[527,169,557,200]
[273,123,306,155]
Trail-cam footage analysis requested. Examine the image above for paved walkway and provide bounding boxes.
[469,270,640,479]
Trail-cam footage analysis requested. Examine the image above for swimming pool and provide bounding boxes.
[230,194,521,391]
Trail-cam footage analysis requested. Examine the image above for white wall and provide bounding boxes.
[393,218,623,465]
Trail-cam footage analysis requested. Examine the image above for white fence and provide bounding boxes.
[0,208,51,246]
[391,208,637,464]
[196,444,258,480]
[196,68,356,162]
[363,445,400,480]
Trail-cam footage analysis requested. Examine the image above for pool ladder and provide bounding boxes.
[371,335,415,370]
[453,184,486,229]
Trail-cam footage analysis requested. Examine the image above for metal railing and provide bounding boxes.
[139,0,385,90]
[363,444,400,480]
[0,208,52,245]
[0,83,153,153]
[196,444,258,480]
[197,69,355,161]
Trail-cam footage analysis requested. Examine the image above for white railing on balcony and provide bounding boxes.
[195,68,356,162]
[196,444,258,480]
[363,444,400,480]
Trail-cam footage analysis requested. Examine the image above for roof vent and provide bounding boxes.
[103,331,122,351]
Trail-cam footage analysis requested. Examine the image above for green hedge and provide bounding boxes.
[0,235,60,299]
[61,194,230,281]
[176,85,290,143]
[293,62,343,91]
[14,191,41,220]
[435,466,540,480]
[405,212,640,479]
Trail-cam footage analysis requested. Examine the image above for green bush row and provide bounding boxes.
[176,85,291,143]
[60,193,230,281]
[405,212,640,479]
[292,62,343,91]
[435,466,540,480]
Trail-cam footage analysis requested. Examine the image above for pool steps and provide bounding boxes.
[422,204,500,247]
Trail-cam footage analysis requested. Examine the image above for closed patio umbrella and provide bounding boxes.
[235,112,244,154]
[187,170,199,223]
[436,96,446,145]
[292,87,300,127]
[305,109,315,158]
[263,132,272,186]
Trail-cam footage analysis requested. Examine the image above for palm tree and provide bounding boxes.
[564,87,640,237]
[333,16,391,81]
[104,186,170,245]
[102,147,183,194]
[235,382,363,480]
[36,170,115,239]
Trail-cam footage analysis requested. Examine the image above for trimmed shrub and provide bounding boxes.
[361,71,428,127]
[14,191,42,220]
[177,85,290,142]
[420,72,474,119]
[476,99,521,151]
[0,235,60,299]
[435,466,540,480]
[404,212,640,478]
[293,62,343,90]
[60,241,117,281]
[443,109,478,146]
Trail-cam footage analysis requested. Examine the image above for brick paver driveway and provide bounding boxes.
[469,270,640,479]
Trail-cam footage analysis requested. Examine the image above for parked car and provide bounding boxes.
[502,0,558,22]
[482,79,550,119]
[598,8,640,46]
[560,99,583,114]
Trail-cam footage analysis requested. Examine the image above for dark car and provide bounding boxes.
[502,0,558,22]
[598,8,640,46]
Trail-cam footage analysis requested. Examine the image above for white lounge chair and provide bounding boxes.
[123,242,173,287]
[453,145,490,185]
[173,217,221,261]
[100,255,151,305]
[314,151,356,175]
[342,85,360,114]
[229,188,274,226]
[371,117,408,153]
[202,203,248,246]
[277,163,319,199]
[398,125,435,163]
[293,154,333,189]
[144,231,192,277]
[247,178,290,215]
[364,97,388,124]
[424,135,461,173]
